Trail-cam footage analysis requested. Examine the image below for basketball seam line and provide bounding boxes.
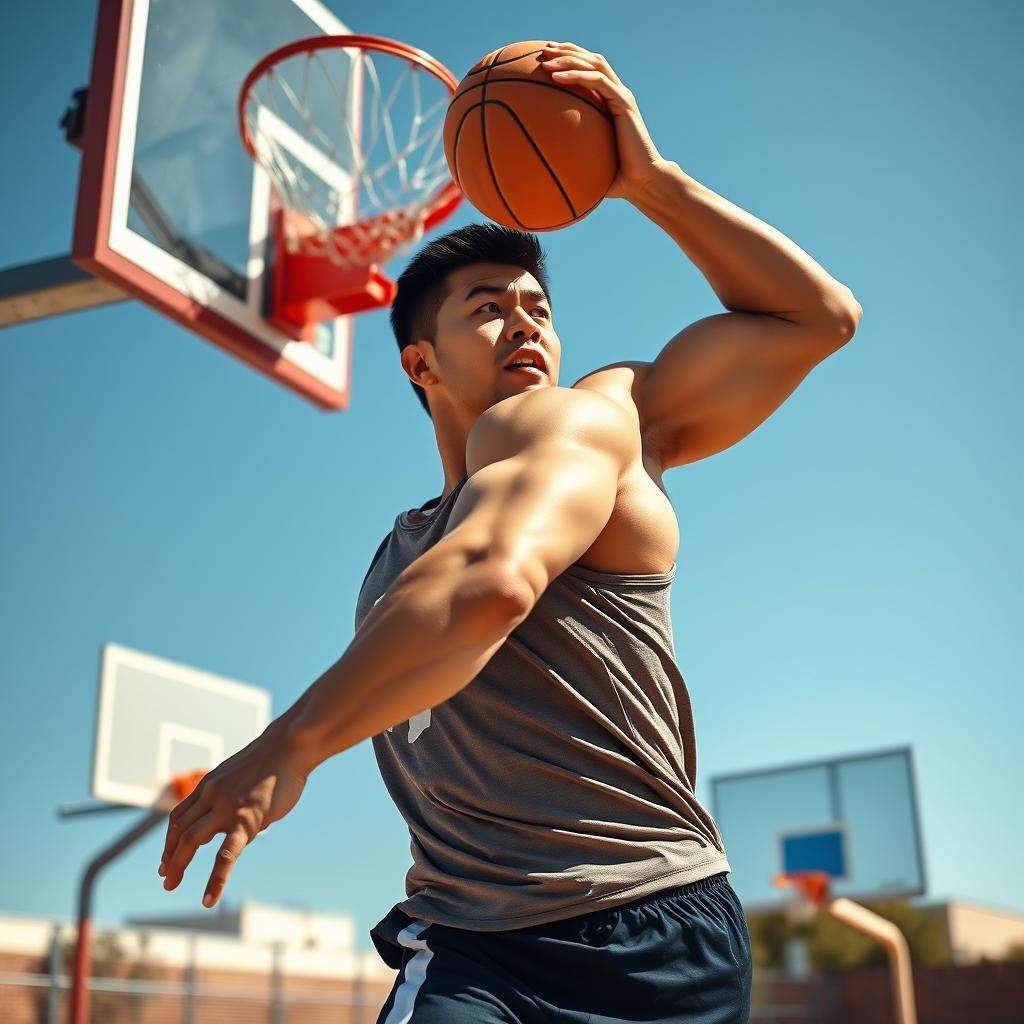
[480,46,525,229]
[449,105,471,194]
[450,78,613,121]
[448,110,464,191]
[479,98,578,225]
[461,47,546,79]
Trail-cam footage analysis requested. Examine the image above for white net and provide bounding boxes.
[241,41,457,271]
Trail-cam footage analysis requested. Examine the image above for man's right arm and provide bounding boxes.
[282,523,536,770]
[157,387,635,907]
[283,387,636,773]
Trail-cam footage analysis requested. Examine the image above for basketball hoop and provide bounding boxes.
[238,35,463,340]
[775,871,832,925]
[170,770,207,802]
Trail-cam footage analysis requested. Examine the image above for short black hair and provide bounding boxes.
[389,223,551,418]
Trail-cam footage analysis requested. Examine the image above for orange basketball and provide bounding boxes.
[443,40,618,232]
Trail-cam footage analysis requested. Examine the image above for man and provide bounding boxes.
[158,42,861,1023]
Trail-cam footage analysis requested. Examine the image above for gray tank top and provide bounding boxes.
[356,477,730,931]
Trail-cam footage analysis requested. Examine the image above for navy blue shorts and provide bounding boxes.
[370,872,752,1023]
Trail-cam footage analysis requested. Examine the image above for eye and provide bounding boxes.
[477,301,502,315]
[532,308,551,320]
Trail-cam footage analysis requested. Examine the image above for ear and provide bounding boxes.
[400,342,438,388]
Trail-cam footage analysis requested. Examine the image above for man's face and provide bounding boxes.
[405,263,560,418]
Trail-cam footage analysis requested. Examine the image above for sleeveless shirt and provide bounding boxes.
[355,477,731,932]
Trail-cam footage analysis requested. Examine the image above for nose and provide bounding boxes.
[504,306,542,343]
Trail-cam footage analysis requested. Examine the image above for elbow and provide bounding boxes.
[452,561,536,638]
[814,292,863,353]
[835,288,864,340]
[483,565,537,625]
[844,294,864,334]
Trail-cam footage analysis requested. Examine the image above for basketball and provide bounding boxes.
[443,40,619,232]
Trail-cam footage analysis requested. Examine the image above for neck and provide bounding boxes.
[430,403,475,498]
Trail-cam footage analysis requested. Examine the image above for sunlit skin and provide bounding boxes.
[400,262,563,498]
[156,39,861,913]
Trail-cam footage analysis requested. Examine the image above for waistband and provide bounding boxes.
[506,872,733,936]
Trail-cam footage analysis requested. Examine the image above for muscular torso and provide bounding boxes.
[569,363,680,576]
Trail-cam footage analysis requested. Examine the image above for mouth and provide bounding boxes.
[503,347,549,377]
[504,365,546,379]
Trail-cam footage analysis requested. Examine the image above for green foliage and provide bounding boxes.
[746,900,954,974]
[746,910,791,971]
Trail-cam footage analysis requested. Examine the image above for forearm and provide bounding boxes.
[625,161,861,325]
[280,548,530,773]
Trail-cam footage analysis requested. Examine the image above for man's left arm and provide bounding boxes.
[540,43,863,468]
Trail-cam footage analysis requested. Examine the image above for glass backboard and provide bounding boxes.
[711,747,927,910]
[72,0,357,409]
[93,643,271,808]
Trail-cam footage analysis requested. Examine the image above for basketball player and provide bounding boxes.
[158,42,861,1022]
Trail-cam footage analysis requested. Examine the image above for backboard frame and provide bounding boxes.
[71,0,356,410]
[711,745,928,912]
[92,642,271,809]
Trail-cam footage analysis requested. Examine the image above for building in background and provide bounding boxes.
[744,896,1024,965]
[916,899,1024,964]
[2,897,1022,1023]
[0,901,396,1024]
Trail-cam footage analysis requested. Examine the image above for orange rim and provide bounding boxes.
[237,34,463,234]
[170,770,206,802]
[774,870,832,905]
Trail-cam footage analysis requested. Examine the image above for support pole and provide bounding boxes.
[0,255,127,328]
[47,922,62,1024]
[184,933,197,1024]
[826,898,918,1024]
[270,941,285,1024]
[69,806,168,1024]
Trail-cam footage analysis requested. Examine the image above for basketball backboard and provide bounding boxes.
[778,824,850,881]
[710,747,927,910]
[93,643,271,809]
[71,0,358,409]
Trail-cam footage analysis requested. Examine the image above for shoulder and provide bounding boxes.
[571,361,650,418]
[467,386,637,474]
[571,361,669,456]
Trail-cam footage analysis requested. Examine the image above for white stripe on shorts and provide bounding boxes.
[382,920,433,1024]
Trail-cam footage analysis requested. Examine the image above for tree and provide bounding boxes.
[746,900,953,974]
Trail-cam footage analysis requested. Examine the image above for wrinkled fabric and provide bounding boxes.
[357,478,730,931]
[372,872,752,1023]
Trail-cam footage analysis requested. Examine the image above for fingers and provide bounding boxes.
[203,828,252,909]
[160,788,212,875]
[541,62,630,108]
[160,810,219,891]
[538,46,630,108]
[540,42,622,86]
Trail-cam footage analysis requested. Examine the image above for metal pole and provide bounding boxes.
[184,933,197,1024]
[269,942,285,1024]
[826,898,918,1024]
[69,806,168,1024]
[352,953,364,1024]
[47,921,62,1024]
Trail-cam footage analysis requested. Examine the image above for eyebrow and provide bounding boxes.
[462,284,550,307]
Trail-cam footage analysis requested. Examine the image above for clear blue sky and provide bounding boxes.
[2,0,1021,949]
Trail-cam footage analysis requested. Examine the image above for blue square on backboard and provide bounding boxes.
[780,827,848,878]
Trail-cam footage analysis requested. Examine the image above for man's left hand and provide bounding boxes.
[538,41,666,200]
